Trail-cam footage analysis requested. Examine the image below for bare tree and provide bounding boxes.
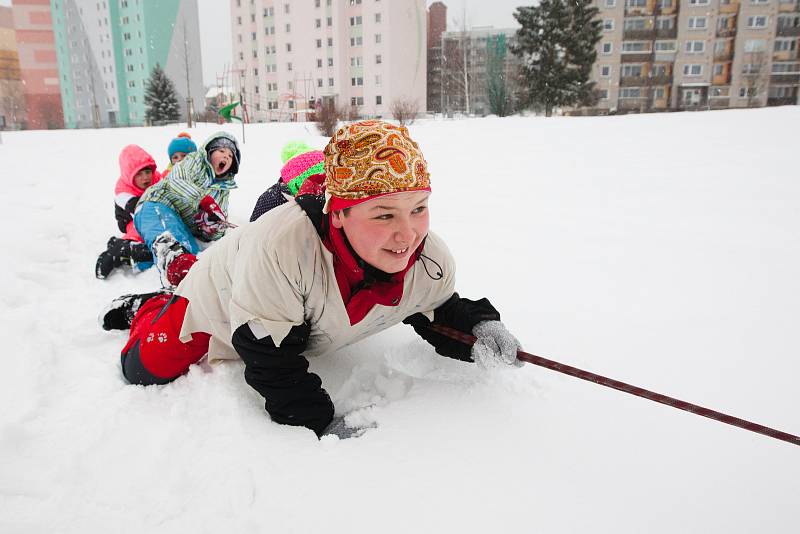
[315,100,344,137]
[390,97,420,125]
[741,51,769,108]
[0,80,25,129]
[440,7,473,116]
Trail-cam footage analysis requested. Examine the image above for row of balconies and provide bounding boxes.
[619,74,673,87]
[777,26,800,37]
[622,28,678,40]
[771,73,800,84]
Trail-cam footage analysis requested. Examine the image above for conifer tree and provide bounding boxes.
[511,0,601,116]
[144,63,180,124]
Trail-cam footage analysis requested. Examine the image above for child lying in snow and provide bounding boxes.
[95,144,162,279]
[133,132,242,289]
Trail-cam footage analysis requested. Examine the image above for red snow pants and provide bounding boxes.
[121,294,211,385]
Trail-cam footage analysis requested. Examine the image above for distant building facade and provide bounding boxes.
[48,0,203,128]
[440,26,522,116]
[228,0,427,122]
[589,0,800,113]
[0,5,26,128]
[10,0,63,129]
[426,1,446,112]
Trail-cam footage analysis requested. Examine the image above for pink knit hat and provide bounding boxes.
[281,150,325,195]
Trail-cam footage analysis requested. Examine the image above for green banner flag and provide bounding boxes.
[219,101,242,122]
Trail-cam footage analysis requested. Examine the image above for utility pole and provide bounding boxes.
[182,20,193,128]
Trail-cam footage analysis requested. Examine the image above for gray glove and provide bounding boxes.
[471,320,524,369]
[321,415,375,440]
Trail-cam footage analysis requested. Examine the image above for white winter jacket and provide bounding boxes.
[175,198,456,362]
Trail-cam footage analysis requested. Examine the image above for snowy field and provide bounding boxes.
[0,108,798,533]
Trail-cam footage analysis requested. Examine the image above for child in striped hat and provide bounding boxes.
[249,141,324,221]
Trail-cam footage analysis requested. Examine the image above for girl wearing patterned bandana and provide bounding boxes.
[103,120,522,439]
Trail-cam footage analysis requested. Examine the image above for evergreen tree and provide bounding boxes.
[510,0,601,116]
[144,63,180,124]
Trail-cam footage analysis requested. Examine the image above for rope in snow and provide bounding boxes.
[427,324,800,448]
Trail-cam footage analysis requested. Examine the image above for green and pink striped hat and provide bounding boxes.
[280,141,325,195]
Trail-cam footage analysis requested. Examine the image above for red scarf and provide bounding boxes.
[325,216,420,326]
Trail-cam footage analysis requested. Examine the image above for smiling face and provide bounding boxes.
[209,148,234,176]
[330,190,431,273]
[170,151,188,165]
[132,168,154,189]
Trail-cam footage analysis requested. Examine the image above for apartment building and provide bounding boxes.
[590,0,800,113]
[49,0,203,128]
[229,0,427,122]
[426,1,446,112]
[10,0,63,129]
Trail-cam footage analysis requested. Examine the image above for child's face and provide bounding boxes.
[171,151,188,165]
[210,148,234,176]
[133,168,154,189]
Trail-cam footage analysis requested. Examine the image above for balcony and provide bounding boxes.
[714,51,734,61]
[778,1,800,13]
[777,26,800,37]
[712,72,732,85]
[770,74,800,84]
[620,74,673,86]
[623,28,656,40]
[709,98,730,108]
[621,53,653,63]
[774,50,799,61]
[768,96,798,105]
[655,27,678,38]
[719,1,740,14]
[625,7,654,17]
[618,98,648,110]
[716,27,736,38]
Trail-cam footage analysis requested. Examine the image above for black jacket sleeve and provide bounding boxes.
[403,292,501,362]
[115,196,140,232]
[232,322,334,436]
[249,179,290,222]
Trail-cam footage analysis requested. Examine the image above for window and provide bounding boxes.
[328,37,334,47]
[327,17,332,27]
[316,19,321,28]
[318,79,323,87]
[772,62,800,73]
[600,65,611,77]
[350,16,362,26]
[375,74,382,85]
[328,77,334,86]
[375,54,382,64]
[316,39,323,48]
[252,49,258,58]
[710,86,730,97]
[624,18,647,30]
[688,0,709,5]
[315,0,320,7]
[351,57,363,67]
[622,64,643,77]
[127,80,135,87]
[626,0,646,7]
[685,41,704,53]
[774,39,797,52]
[253,67,259,76]
[237,16,241,25]
[264,7,274,16]
[688,17,707,29]
[376,95,382,105]
[604,0,616,7]
[287,62,292,71]
[252,32,257,40]
[747,16,767,28]
[603,19,614,31]
[328,58,334,66]
[683,64,703,76]
[655,40,676,52]
[351,76,363,86]
[285,23,291,32]
[751,0,768,4]
[619,88,641,98]
[375,13,381,23]
[601,42,613,54]
[622,41,650,52]
[744,39,766,53]
[286,43,292,52]
[350,96,364,106]
[375,34,382,44]
[317,58,323,68]
[350,36,363,46]
[597,89,609,100]
[654,88,666,99]
[739,87,756,98]
[657,0,673,7]
[284,3,290,14]
[713,64,724,75]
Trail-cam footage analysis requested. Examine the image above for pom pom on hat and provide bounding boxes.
[167,132,197,158]
[281,149,324,196]
[323,120,430,213]
[281,140,313,164]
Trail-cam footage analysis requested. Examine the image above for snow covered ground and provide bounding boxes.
[0,108,798,533]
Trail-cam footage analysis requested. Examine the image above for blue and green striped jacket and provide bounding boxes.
[139,132,240,241]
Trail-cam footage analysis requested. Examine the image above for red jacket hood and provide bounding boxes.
[115,144,160,197]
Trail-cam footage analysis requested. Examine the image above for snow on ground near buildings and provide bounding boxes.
[0,108,798,533]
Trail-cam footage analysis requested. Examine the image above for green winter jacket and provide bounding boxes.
[139,131,240,241]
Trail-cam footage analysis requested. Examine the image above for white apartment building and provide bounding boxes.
[229,0,427,121]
